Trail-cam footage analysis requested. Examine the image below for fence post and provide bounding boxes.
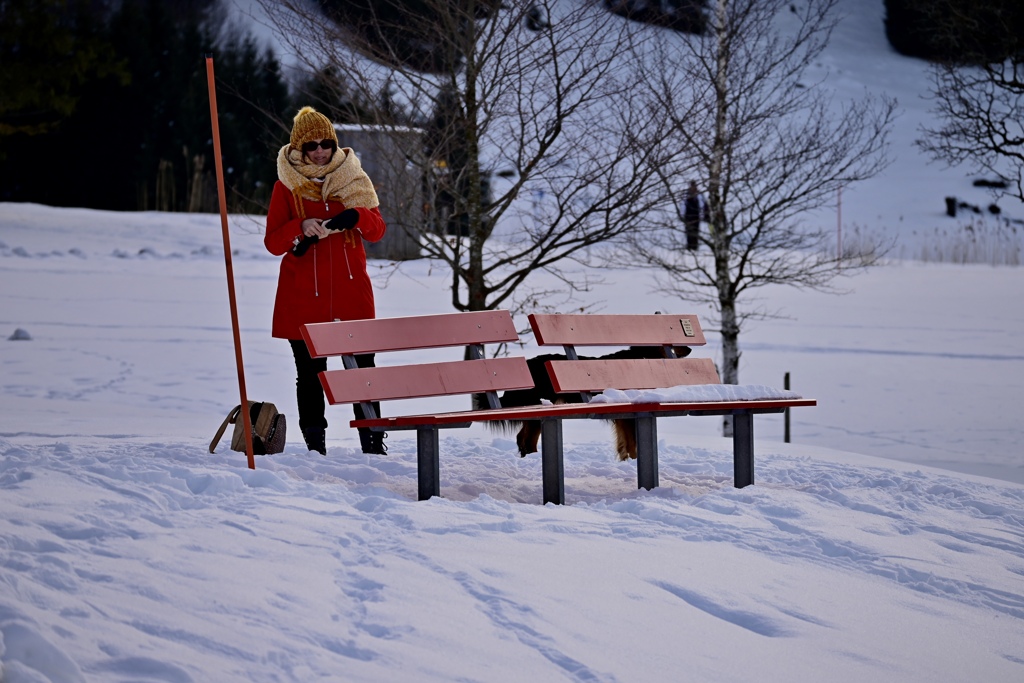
[784,372,791,444]
[837,186,842,266]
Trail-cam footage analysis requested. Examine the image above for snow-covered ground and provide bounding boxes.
[2,0,1024,681]
[2,202,1022,682]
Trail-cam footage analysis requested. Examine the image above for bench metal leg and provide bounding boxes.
[541,419,564,505]
[636,416,659,490]
[733,411,754,488]
[417,426,440,501]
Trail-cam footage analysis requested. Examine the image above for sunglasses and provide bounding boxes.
[301,139,337,153]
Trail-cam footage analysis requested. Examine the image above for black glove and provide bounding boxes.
[292,234,318,257]
[323,208,359,232]
[292,209,361,257]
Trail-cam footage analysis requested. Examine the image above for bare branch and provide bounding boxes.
[915,0,1024,202]
[627,0,894,404]
[259,0,660,316]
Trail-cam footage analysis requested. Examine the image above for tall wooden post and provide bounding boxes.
[206,55,255,470]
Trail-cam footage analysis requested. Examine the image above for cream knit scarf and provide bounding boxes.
[276,145,379,216]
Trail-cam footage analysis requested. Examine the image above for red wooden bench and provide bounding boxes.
[302,310,536,500]
[526,314,816,503]
[301,311,815,504]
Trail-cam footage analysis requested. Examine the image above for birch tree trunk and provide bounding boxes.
[628,0,896,435]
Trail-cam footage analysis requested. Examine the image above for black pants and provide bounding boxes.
[685,219,699,250]
[288,340,378,435]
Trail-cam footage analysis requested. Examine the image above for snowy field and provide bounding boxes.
[2,203,1023,682]
[3,0,1024,681]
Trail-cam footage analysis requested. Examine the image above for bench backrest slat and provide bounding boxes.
[547,358,721,393]
[319,357,534,404]
[529,313,706,347]
[303,310,519,357]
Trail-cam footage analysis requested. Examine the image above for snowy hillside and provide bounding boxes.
[808,0,1024,254]
[226,0,1024,256]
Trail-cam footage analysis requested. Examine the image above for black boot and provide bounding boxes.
[359,428,387,455]
[302,428,327,455]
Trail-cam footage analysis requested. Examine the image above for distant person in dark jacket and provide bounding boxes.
[684,180,707,251]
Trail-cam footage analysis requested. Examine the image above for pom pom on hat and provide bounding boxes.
[290,106,338,150]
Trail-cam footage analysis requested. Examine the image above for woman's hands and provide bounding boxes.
[294,209,361,256]
[301,218,329,239]
[293,219,325,256]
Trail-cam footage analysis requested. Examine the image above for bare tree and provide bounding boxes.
[261,0,665,316]
[630,0,896,432]
[915,0,1024,202]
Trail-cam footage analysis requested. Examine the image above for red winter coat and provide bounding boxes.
[264,180,386,339]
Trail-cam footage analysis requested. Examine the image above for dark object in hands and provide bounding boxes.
[292,209,361,256]
[323,208,359,232]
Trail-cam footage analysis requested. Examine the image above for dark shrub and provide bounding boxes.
[884,0,1023,64]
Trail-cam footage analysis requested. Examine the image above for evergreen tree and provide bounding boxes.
[0,0,292,212]
[319,0,502,73]
[916,0,1024,202]
[604,1,708,35]
[884,0,1024,63]
[0,0,124,141]
[214,31,293,212]
[289,65,376,127]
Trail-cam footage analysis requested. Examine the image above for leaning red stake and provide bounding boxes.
[205,54,255,470]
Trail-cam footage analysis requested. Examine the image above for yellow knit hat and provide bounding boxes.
[289,106,338,150]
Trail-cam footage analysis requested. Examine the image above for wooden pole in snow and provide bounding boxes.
[784,372,791,444]
[205,55,255,470]
[837,186,843,267]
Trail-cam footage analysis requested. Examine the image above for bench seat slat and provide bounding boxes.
[303,310,519,357]
[350,398,818,429]
[529,313,707,347]
[546,357,721,393]
[319,357,534,404]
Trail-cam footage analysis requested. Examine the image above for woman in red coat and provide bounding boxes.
[265,106,387,455]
